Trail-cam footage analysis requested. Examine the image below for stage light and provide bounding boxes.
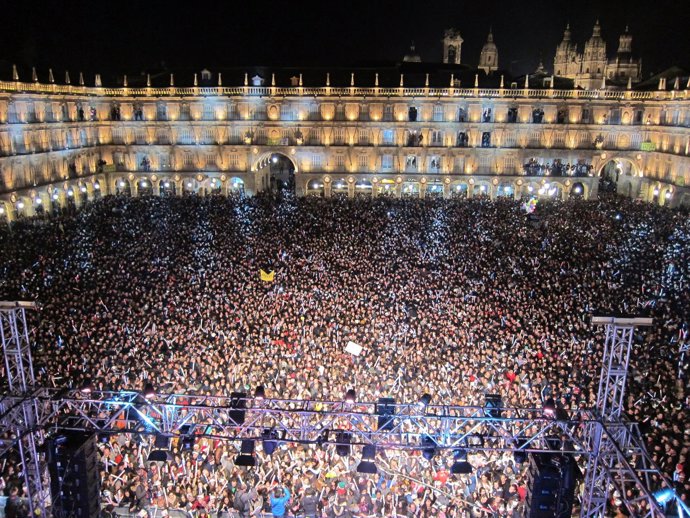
[17,201,25,209]
[147,450,172,462]
[235,439,256,467]
[573,186,582,194]
[653,488,674,506]
[52,193,59,200]
[316,429,329,448]
[421,435,436,461]
[614,213,622,221]
[254,385,265,400]
[484,394,502,418]
[335,431,351,457]
[653,188,660,196]
[143,382,155,399]
[164,181,170,188]
[80,185,87,193]
[450,449,473,474]
[79,380,93,394]
[665,191,672,200]
[357,444,377,474]
[35,197,42,205]
[179,425,195,451]
[272,156,279,164]
[94,183,100,190]
[419,394,432,408]
[262,428,279,455]
[67,189,74,197]
[543,397,556,417]
[344,389,356,405]
[119,180,126,188]
[229,392,248,424]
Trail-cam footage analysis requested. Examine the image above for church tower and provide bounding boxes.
[478,28,498,73]
[554,24,581,78]
[605,26,642,83]
[442,29,463,65]
[579,20,608,89]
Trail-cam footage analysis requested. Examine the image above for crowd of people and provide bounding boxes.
[0,191,688,517]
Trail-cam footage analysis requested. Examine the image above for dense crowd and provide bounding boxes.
[0,192,688,517]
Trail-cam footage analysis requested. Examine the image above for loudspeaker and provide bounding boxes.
[376,398,396,431]
[230,392,247,425]
[48,431,100,518]
[526,454,579,518]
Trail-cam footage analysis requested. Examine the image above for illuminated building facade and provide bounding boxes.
[0,69,688,220]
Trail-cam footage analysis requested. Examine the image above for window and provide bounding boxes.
[433,105,444,122]
[335,154,345,169]
[406,155,418,169]
[429,156,441,172]
[431,131,443,146]
[183,153,194,168]
[229,154,240,169]
[382,154,393,170]
[311,154,322,169]
[203,128,215,144]
[358,155,368,170]
[333,128,345,145]
[481,132,491,147]
[159,153,171,170]
[504,157,517,174]
[203,104,214,120]
[281,105,295,121]
[358,130,370,145]
[384,105,393,121]
[179,129,193,144]
[408,107,418,122]
[382,129,395,145]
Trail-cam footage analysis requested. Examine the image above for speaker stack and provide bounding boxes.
[526,453,580,518]
[47,431,101,518]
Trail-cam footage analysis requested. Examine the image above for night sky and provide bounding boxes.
[1,0,688,81]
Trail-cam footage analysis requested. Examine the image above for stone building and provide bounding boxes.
[554,21,642,89]
[478,29,498,74]
[0,63,688,221]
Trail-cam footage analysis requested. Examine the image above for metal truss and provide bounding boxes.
[1,309,687,518]
[0,301,36,393]
[579,317,673,518]
[0,302,49,517]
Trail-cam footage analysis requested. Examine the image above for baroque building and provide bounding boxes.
[554,21,642,89]
[478,29,498,74]
[0,66,688,221]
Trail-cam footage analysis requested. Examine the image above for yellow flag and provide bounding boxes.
[260,269,275,282]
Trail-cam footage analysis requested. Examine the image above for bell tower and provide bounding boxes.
[443,28,463,65]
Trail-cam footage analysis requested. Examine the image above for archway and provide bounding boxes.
[160,178,177,197]
[598,158,638,194]
[425,180,444,198]
[306,179,324,197]
[570,182,585,199]
[496,182,514,198]
[137,178,153,197]
[228,178,245,196]
[254,152,298,193]
[376,179,396,197]
[402,182,420,198]
[331,178,349,198]
[450,182,468,199]
[116,178,131,196]
[354,180,373,198]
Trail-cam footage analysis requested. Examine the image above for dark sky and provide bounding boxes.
[2,0,688,80]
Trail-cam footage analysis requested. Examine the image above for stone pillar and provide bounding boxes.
[324,182,332,198]
[419,185,426,199]
[394,184,402,198]
[347,182,355,199]
[153,180,160,196]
